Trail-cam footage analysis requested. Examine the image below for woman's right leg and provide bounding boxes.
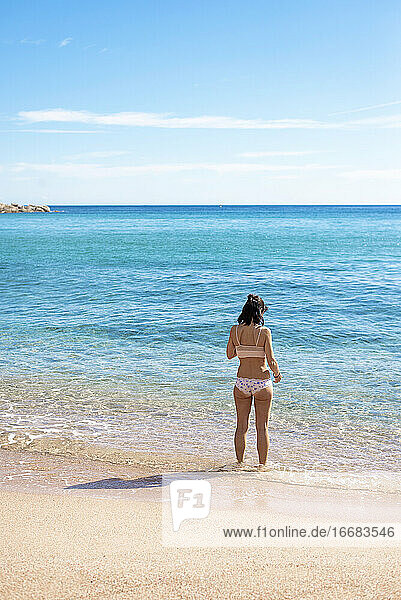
[254,386,273,465]
[233,385,252,463]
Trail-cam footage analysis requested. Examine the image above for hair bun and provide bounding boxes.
[238,294,265,326]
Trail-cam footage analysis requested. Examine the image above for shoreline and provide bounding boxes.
[1,446,400,519]
[1,444,400,498]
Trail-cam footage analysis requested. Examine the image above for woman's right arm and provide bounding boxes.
[264,328,282,382]
[226,326,237,359]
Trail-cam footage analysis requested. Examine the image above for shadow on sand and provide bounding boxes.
[64,470,225,491]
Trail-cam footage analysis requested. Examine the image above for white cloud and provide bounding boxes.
[238,151,320,158]
[63,150,130,160]
[341,169,401,179]
[20,38,45,45]
[17,108,401,130]
[7,161,340,178]
[58,37,73,47]
[346,114,401,128]
[2,129,105,134]
[18,108,337,130]
[329,100,401,116]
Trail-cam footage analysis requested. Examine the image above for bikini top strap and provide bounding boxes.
[255,325,263,347]
[235,325,240,346]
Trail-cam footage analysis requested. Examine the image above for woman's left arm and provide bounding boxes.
[226,327,237,359]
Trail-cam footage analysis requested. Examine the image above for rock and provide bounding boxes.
[33,205,51,212]
[0,203,52,213]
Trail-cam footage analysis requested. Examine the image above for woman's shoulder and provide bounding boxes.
[260,326,271,335]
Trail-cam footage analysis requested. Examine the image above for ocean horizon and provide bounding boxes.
[1,204,400,492]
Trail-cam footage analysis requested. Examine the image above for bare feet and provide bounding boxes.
[233,461,244,470]
[257,463,268,472]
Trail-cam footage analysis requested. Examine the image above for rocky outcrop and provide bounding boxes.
[0,203,52,213]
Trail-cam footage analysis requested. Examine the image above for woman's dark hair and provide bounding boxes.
[237,294,266,325]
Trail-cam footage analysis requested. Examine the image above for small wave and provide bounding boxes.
[0,430,218,472]
[210,461,401,495]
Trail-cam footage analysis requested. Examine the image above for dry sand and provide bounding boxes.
[0,486,400,600]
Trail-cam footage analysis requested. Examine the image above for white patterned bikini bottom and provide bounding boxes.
[235,377,273,395]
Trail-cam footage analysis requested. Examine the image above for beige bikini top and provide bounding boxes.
[234,324,266,359]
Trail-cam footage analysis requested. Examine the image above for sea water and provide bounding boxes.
[0,206,400,490]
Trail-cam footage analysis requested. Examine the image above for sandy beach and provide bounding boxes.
[1,490,400,600]
[0,448,400,599]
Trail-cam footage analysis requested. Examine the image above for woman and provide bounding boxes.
[226,294,282,469]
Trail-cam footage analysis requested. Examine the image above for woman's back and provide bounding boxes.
[231,323,270,378]
[234,324,266,359]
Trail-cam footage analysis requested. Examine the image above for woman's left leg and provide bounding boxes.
[233,385,252,463]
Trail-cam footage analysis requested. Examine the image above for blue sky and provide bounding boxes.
[1,0,400,204]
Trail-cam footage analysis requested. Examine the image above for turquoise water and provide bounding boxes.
[0,206,400,482]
